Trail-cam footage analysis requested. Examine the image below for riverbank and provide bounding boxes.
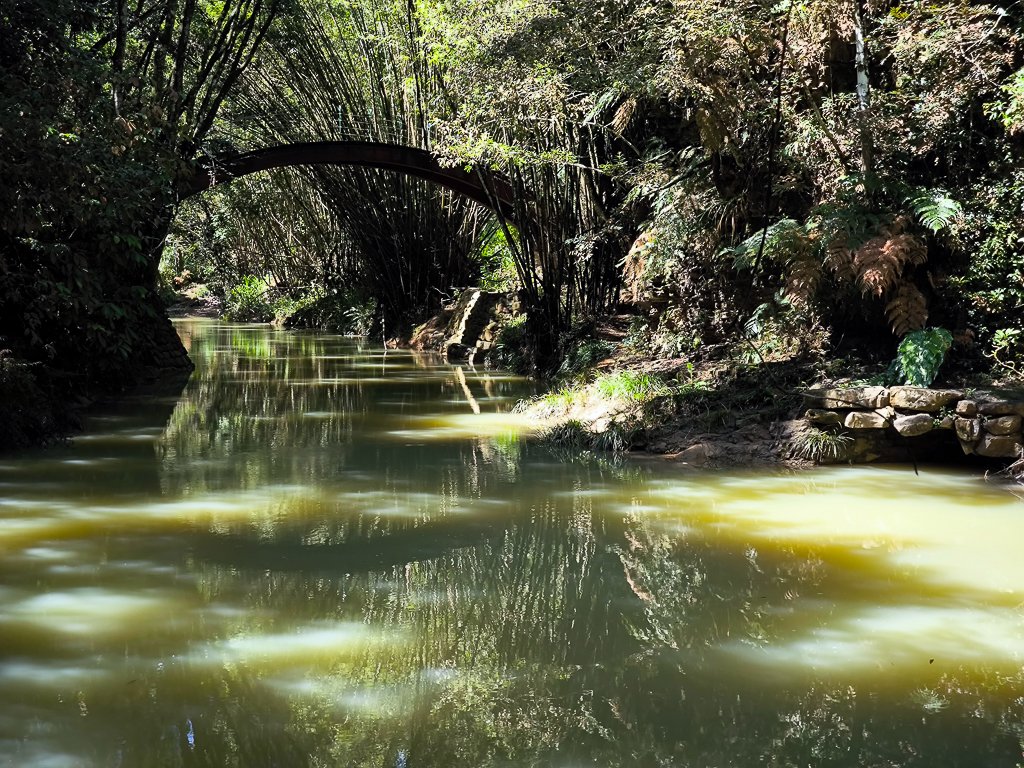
[0,310,193,453]
[9,290,1021,487]
[165,285,225,318]
[512,349,1024,476]
[398,290,1023,477]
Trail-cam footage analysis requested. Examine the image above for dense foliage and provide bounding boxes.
[0,0,287,445]
[166,0,1023,373]
[3,0,1023,445]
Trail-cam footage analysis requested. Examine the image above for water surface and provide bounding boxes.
[1,319,1022,767]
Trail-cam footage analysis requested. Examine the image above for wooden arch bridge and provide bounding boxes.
[180,141,518,221]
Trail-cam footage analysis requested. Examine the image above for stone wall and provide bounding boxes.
[443,289,514,364]
[805,386,1024,460]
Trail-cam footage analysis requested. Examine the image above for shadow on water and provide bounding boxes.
[192,509,519,574]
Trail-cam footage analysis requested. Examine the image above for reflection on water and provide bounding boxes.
[1,319,1022,767]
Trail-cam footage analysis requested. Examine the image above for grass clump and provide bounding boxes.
[540,417,638,455]
[594,371,671,403]
[794,429,853,463]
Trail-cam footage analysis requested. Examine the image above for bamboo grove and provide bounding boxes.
[2,0,1023,446]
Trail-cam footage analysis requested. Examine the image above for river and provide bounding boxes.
[1,319,1022,766]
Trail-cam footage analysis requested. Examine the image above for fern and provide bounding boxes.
[583,88,619,124]
[785,252,822,307]
[822,238,856,281]
[727,219,804,270]
[893,327,953,386]
[906,188,962,234]
[885,282,929,336]
[611,95,638,136]
[744,294,792,338]
[853,218,927,297]
[811,195,883,256]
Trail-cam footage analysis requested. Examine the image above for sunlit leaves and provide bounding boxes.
[987,67,1024,135]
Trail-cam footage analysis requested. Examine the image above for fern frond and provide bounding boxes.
[744,301,775,338]
[785,253,822,307]
[885,282,929,336]
[853,220,928,297]
[891,216,928,265]
[612,95,638,136]
[907,188,963,234]
[622,230,654,296]
[854,233,899,296]
[584,88,620,124]
[728,219,804,270]
[822,238,856,281]
[626,230,655,260]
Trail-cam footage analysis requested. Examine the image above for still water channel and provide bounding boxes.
[1,319,1023,767]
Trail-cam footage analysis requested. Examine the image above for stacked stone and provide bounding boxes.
[805,386,1024,459]
[443,290,510,363]
[953,398,1024,458]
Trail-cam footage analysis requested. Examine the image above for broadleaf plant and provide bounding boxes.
[892,327,954,387]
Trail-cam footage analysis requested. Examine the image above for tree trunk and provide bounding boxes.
[853,0,874,176]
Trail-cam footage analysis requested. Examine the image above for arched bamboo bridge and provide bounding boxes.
[180,140,518,221]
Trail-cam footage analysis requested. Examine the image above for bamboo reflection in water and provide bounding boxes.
[2,322,1024,767]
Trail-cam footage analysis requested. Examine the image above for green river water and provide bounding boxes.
[1,319,1023,767]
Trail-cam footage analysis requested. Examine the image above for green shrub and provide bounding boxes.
[344,300,377,336]
[947,171,1024,350]
[224,276,273,322]
[990,328,1024,378]
[557,338,612,381]
[890,327,953,386]
[274,286,379,335]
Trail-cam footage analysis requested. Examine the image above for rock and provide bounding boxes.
[444,289,507,359]
[935,413,955,429]
[959,439,975,455]
[409,311,453,350]
[844,411,890,429]
[955,417,982,443]
[955,399,978,417]
[889,387,963,412]
[976,433,1024,459]
[979,400,1024,416]
[679,443,708,466]
[984,415,1022,436]
[850,436,883,463]
[806,386,889,409]
[805,409,842,426]
[893,413,934,437]
[875,406,897,421]
[445,342,472,360]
